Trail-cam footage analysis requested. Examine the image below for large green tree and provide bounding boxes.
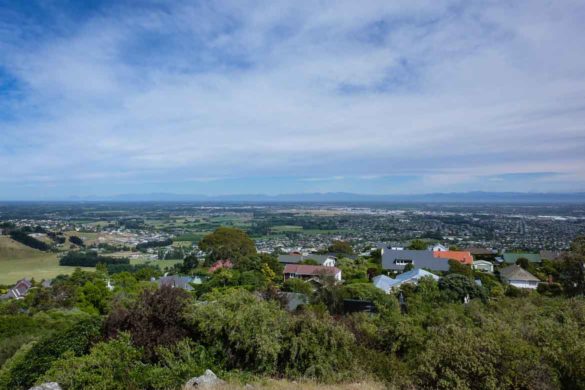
[198,227,256,265]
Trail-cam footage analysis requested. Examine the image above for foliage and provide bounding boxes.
[439,274,486,302]
[408,239,427,250]
[136,238,173,251]
[448,259,473,277]
[105,285,191,359]
[68,235,85,246]
[9,231,50,251]
[199,227,256,264]
[327,240,353,255]
[39,333,144,390]
[282,278,314,295]
[59,251,129,267]
[0,316,102,389]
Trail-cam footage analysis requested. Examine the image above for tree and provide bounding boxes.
[69,235,85,247]
[439,274,486,302]
[516,257,530,269]
[198,227,256,265]
[328,240,353,255]
[408,239,427,250]
[448,259,473,277]
[181,254,199,273]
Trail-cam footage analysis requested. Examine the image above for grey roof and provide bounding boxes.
[278,254,336,265]
[499,265,540,282]
[381,250,450,271]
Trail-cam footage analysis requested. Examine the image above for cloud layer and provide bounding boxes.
[1,0,585,198]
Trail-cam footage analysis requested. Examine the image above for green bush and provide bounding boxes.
[0,316,102,389]
[40,333,143,390]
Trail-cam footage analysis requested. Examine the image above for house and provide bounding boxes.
[278,254,337,267]
[381,250,450,272]
[0,278,33,300]
[283,264,342,281]
[472,260,494,273]
[209,259,233,272]
[433,250,473,265]
[373,269,439,293]
[156,275,195,291]
[499,265,540,289]
[502,253,541,264]
[429,244,449,252]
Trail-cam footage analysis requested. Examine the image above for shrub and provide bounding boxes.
[0,316,102,389]
[105,285,191,359]
[40,334,144,390]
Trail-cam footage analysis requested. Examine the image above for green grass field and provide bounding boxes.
[0,237,184,285]
[0,237,79,285]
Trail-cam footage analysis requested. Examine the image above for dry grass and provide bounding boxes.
[184,380,388,390]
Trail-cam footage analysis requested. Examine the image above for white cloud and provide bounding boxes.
[0,0,584,195]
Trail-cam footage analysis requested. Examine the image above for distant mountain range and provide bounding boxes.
[64,191,585,203]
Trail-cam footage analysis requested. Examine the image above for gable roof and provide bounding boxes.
[283,264,340,277]
[381,250,450,271]
[502,253,541,263]
[433,250,473,265]
[499,265,540,282]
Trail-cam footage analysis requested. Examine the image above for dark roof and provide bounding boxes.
[500,265,540,282]
[381,250,450,271]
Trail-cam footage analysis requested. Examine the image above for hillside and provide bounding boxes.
[0,236,77,285]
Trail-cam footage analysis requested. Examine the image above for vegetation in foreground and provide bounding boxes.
[0,232,584,390]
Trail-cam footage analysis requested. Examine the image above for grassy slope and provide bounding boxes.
[0,237,79,285]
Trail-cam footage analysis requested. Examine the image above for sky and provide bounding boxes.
[1,0,585,200]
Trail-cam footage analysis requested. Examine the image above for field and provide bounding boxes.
[0,237,184,285]
[0,237,79,285]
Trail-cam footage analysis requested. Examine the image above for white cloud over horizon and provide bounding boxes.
[1,0,585,199]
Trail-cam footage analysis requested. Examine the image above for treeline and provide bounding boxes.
[59,252,129,267]
[9,231,50,251]
[136,238,173,251]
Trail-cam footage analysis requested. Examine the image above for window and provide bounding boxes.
[394,259,413,265]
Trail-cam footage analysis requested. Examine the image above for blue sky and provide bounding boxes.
[1,0,585,199]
